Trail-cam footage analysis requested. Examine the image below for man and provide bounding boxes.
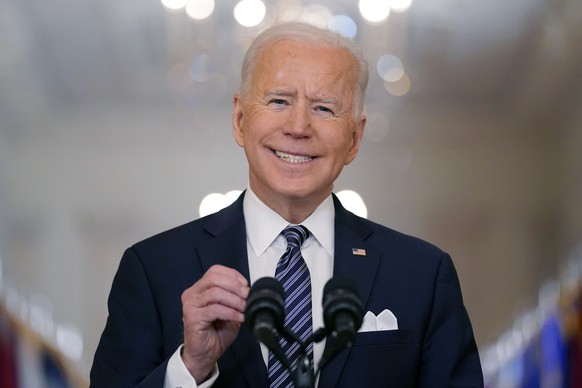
[90,22,483,387]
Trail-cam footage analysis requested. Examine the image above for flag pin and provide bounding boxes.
[352,248,366,256]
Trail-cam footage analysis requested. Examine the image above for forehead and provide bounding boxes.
[252,39,357,91]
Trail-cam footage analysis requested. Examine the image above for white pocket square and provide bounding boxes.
[358,309,398,332]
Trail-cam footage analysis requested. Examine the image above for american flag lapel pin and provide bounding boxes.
[352,248,366,256]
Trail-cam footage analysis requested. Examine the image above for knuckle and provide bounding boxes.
[206,287,222,303]
[181,288,190,303]
[203,271,219,285]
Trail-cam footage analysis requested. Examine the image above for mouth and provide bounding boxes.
[273,150,314,163]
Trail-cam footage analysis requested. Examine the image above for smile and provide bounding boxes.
[274,150,313,163]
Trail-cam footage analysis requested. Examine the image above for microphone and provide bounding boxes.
[318,277,364,370]
[245,277,285,343]
[246,277,315,387]
[244,277,291,370]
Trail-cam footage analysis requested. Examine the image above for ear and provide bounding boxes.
[345,115,366,165]
[232,94,245,147]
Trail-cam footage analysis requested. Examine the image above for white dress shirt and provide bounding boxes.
[164,189,335,388]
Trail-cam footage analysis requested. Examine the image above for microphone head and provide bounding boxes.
[323,276,357,298]
[322,277,364,337]
[244,277,286,332]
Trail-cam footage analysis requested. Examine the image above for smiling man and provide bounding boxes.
[90,22,483,388]
[232,38,365,224]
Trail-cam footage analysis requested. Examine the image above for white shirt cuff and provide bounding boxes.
[164,345,219,388]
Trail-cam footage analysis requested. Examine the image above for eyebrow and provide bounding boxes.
[264,89,341,109]
[265,89,294,97]
[313,97,338,105]
[267,90,338,103]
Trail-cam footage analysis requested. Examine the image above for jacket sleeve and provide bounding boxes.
[90,247,169,387]
[418,252,484,387]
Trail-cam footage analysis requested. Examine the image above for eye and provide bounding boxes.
[314,105,334,115]
[269,98,289,106]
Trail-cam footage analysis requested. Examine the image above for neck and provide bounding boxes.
[273,200,317,225]
[250,188,330,224]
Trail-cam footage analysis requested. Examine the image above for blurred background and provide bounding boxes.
[1,0,581,386]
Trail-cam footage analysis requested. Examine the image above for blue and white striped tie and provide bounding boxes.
[267,225,313,388]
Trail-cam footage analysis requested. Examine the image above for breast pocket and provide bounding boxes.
[352,329,413,347]
[333,330,418,387]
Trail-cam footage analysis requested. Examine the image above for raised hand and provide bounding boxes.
[180,265,250,382]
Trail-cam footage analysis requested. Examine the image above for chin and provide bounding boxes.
[279,185,328,202]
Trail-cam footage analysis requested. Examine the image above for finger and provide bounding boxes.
[189,267,249,298]
[185,303,245,325]
[185,286,247,313]
[206,265,248,287]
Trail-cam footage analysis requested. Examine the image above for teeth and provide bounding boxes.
[275,150,312,163]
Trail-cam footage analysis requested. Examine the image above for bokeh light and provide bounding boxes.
[234,0,266,27]
[301,4,332,28]
[377,54,405,82]
[199,190,243,217]
[384,72,411,96]
[359,0,390,23]
[336,190,368,219]
[328,15,358,39]
[186,0,215,20]
[389,0,413,13]
[364,110,390,142]
[161,0,189,11]
[279,1,303,22]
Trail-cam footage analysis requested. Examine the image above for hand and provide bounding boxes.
[180,264,249,382]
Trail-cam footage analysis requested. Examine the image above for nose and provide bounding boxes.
[284,103,312,138]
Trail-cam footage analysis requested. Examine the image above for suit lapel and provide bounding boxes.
[197,191,249,276]
[196,193,269,388]
[318,195,381,387]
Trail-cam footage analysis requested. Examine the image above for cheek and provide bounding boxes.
[334,142,357,167]
[330,133,355,155]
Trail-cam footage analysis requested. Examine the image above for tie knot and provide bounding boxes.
[282,225,310,248]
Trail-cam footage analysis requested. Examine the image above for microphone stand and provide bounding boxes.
[279,327,316,388]
[272,327,347,388]
[247,276,362,388]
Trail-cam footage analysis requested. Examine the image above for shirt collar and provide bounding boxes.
[243,188,335,257]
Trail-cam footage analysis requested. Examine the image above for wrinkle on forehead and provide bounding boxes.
[250,42,357,114]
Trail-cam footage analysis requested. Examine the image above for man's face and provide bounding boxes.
[232,40,366,211]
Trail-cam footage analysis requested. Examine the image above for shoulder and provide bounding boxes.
[371,218,455,275]
[334,196,446,264]
[333,194,449,275]
[363,217,444,258]
[333,193,443,253]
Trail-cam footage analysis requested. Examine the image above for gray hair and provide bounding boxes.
[239,22,369,121]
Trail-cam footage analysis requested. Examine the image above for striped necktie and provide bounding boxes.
[267,225,313,388]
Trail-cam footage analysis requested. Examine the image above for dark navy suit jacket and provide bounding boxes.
[90,193,483,387]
